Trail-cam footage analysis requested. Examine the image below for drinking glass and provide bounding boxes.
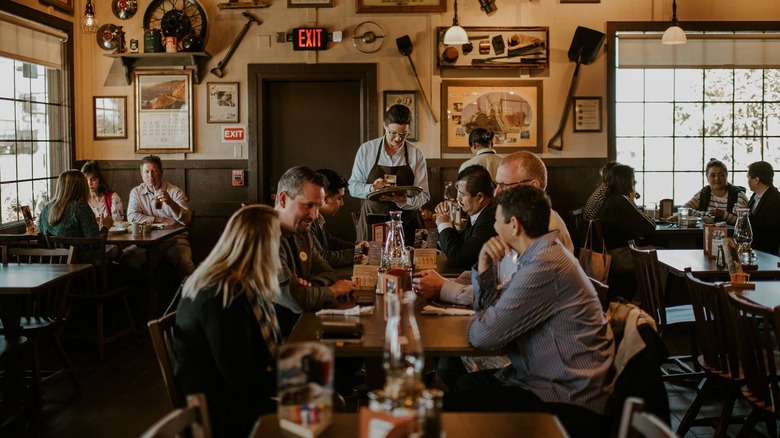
[678,207,689,227]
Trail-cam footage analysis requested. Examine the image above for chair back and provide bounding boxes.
[148,311,181,408]
[4,246,73,265]
[45,235,108,293]
[628,241,668,326]
[0,233,42,251]
[684,269,740,379]
[568,207,586,256]
[588,276,609,311]
[618,397,677,438]
[727,291,780,416]
[140,393,212,438]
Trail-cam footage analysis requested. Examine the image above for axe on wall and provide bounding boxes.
[396,35,438,123]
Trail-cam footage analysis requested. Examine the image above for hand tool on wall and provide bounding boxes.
[210,12,261,78]
[547,26,605,151]
[396,35,438,123]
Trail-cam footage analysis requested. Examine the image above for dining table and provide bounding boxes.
[729,281,780,309]
[0,263,92,418]
[107,225,188,316]
[653,222,733,249]
[656,249,780,280]
[250,412,569,438]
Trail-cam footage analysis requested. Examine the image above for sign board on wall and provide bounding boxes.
[221,125,246,143]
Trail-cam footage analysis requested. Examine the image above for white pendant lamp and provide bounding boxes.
[662,0,686,45]
[443,0,468,45]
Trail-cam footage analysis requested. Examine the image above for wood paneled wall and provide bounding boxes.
[43,157,604,263]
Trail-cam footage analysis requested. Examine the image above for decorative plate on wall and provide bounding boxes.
[112,0,138,19]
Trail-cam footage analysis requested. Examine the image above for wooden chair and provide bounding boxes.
[0,233,42,253]
[618,397,678,438]
[139,393,212,438]
[148,311,181,409]
[568,207,586,257]
[628,241,700,379]
[676,270,743,437]
[46,235,137,361]
[726,291,780,437]
[1,245,80,413]
[588,276,609,311]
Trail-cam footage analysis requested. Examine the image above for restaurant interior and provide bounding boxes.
[1,0,780,436]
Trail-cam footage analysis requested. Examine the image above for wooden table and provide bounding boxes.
[656,249,780,280]
[250,412,568,438]
[335,252,466,281]
[730,281,780,309]
[107,226,188,315]
[653,223,733,249]
[0,263,92,417]
[288,291,490,358]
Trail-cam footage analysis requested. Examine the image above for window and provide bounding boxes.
[607,23,780,206]
[0,8,72,226]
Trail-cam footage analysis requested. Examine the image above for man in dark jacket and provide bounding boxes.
[311,168,355,268]
[746,161,780,255]
[436,165,497,268]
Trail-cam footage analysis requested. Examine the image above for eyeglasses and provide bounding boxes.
[494,179,534,190]
[386,129,410,139]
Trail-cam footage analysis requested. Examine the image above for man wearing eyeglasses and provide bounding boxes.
[348,104,431,244]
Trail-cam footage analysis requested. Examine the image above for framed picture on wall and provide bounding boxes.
[134,71,193,153]
[93,96,127,140]
[440,80,543,154]
[207,82,239,123]
[39,0,74,13]
[288,0,333,7]
[356,0,445,13]
[572,96,602,132]
[383,90,417,142]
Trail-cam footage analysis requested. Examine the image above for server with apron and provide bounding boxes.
[348,104,430,245]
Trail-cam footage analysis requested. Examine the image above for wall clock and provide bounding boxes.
[143,0,208,43]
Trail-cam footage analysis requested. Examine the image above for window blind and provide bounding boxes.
[617,33,780,69]
[0,11,67,69]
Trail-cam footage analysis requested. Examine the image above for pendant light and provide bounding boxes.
[661,0,686,45]
[81,0,98,34]
[443,0,468,45]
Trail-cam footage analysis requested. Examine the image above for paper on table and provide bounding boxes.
[421,305,475,316]
[316,305,375,316]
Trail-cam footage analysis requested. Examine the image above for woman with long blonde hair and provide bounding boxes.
[174,204,282,438]
[39,169,113,236]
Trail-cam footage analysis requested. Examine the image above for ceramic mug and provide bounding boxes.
[131,222,142,235]
[142,223,153,234]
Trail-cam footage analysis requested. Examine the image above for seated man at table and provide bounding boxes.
[436,165,497,269]
[311,168,355,268]
[413,151,576,306]
[746,161,780,255]
[444,185,615,438]
[274,166,354,336]
[125,154,194,279]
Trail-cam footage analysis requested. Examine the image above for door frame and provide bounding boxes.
[247,63,378,204]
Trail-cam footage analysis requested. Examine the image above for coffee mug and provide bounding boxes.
[131,222,142,235]
[142,223,153,234]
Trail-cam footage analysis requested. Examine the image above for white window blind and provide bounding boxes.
[617,33,780,69]
[0,11,67,69]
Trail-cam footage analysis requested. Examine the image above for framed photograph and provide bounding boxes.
[561,0,600,3]
[436,27,549,70]
[207,82,239,123]
[441,80,543,154]
[288,0,332,7]
[94,96,127,140]
[39,0,74,13]
[383,90,417,142]
[572,96,602,132]
[356,0,445,13]
[134,71,193,154]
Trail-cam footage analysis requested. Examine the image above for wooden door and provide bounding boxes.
[248,64,377,242]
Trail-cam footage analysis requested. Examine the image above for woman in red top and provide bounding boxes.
[81,160,125,223]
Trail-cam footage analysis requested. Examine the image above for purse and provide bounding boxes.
[578,220,612,282]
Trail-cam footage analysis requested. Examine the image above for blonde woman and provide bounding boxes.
[174,205,282,438]
[39,169,113,237]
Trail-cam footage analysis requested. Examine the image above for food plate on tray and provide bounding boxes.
[108,226,127,235]
[366,185,423,202]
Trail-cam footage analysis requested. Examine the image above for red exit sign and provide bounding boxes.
[293,27,327,51]
[221,125,246,143]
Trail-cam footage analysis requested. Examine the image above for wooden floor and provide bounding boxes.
[3,332,779,438]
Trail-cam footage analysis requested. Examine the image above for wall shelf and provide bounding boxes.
[104,52,211,85]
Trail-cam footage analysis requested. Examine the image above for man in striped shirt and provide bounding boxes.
[444,185,615,438]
